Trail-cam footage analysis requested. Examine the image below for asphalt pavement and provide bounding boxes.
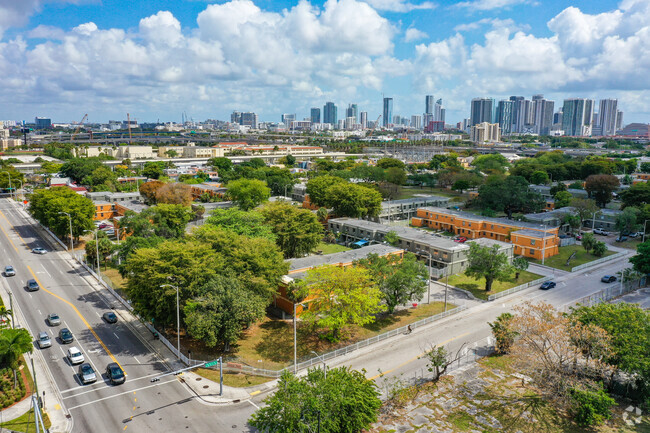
[0,199,260,433]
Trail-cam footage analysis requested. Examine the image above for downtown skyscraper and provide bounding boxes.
[323,102,337,125]
[470,98,494,126]
[598,99,619,136]
[562,98,594,136]
[383,97,393,127]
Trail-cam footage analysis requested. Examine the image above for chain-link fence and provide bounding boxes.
[563,277,647,310]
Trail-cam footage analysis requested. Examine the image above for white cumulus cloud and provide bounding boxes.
[364,0,436,12]
[404,27,428,42]
[455,0,534,11]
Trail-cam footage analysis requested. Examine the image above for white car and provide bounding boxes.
[37,332,51,349]
[67,347,84,365]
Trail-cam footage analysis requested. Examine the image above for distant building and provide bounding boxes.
[411,115,422,130]
[425,121,445,133]
[310,107,321,124]
[562,98,594,136]
[383,97,393,127]
[532,96,555,135]
[619,123,649,138]
[360,112,368,129]
[597,99,618,136]
[281,114,296,126]
[470,98,494,126]
[496,100,514,134]
[425,95,434,115]
[346,104,358,123]
[323,102,337,125]
[470,122,500,143]
[240,112,258,129]
[35,117,52,129]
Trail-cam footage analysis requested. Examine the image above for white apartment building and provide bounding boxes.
[470,122,501,144]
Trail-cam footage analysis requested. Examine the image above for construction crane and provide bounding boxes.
[71,114,88,141]
[366,115,382,138]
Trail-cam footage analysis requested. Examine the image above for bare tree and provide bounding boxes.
[424,343,467,381]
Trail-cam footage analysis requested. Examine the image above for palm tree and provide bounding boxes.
[0,329,33,388]
[616,268,644,290]
[0,306,12,328]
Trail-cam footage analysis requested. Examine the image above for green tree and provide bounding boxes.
[477,175,544,218]
[259,201,323,259]
[640,162,650,173]
[553,190,573,208]
[581,232,596,253]
[85,236,116,269]
[512,257,529,279]
[249,367,381,433]
[592,241,607,257]
[465,243,513,292]
[571,197,600,228]
[227,178,270,211]
[384,230,399,247]
[327,183,382,218]
[208,157,233,174]
[0,328,33,387]
[570,385,615,427]
[116,235,164,267]
[28,187,95,241]
[299,265,383,341]
[306,175,346,207]
[184,276,267,351]
[489,312,516,354]
[630,241,650,275]
[142,161,166,179]
[83,166,117,190]
[585,174,620,207]
[205,208,275,241]
[376,157,405,170]
[452,178,471,193]
[530,170,550,185]
[355,253,427,314]
[60,157,103,183]
[621,182,650,209]
[471,153,509,173]
[384,167,407,186]
[615,207,639,235]
[316,207,329,223]
[149,204,194,238]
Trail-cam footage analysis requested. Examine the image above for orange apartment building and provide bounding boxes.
[274,244,404,316]
[93,202,114,221]
[412,207,559,260]
[632,173,650,184]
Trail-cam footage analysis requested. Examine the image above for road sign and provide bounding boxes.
[204,360,220,368]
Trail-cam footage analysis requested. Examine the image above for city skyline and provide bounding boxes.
[0,0,648,124]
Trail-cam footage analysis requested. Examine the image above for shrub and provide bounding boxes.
[570,385,615,426]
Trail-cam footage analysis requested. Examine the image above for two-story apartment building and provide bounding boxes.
[375,196,451,222]
[411,207,559,259]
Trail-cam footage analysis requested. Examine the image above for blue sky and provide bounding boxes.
[0,0,648,125]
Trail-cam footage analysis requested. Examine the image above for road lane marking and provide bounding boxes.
[0,214,18,252]
[61,371,171,394]
[26,265,125,373]
[113,332,120,339]
[66,379,179,410]
[0,209,28,248]
[249,390,261,396]
[367,331,472,381]
[133,356,141,364]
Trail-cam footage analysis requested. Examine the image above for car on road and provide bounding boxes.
[593,228,610,236]
[601,275,617,283]
[26,279,40,292]
[102,312,118,324]
[78,363,97,384]
[59,328,74,344]
[67,346,84,365]
[539,281,556,290]
[37,332,51,349]
[47,313,61,326]
[105,363,125,385]
[32,247,48,254]
[454,236,467,243]
[3,265,15,277]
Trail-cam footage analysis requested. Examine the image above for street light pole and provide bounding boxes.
[59,212,73,256]
[293,302,297,373]
[160,284,181,359]
[1,171,12,200]
[310,351,326,379]
[642,219,649,243]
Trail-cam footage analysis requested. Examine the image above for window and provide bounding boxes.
[530,249,534,255]
[530,239,535,245]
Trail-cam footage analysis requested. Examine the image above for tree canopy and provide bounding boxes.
[227,178,270,211]
[205,208,276,241]
[259,201,323,259]
[477,175,544,218]
[465,243,513,291]
[326,183,382,218]
[28,187,95,241]
[585,174,620,207]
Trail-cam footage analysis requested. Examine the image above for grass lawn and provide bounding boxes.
[201,301,455,371]
[530,245,615,271]
[0,409,52,433]
[314,242,350,255]
[446,270,543,300]
[101,267,128,297]
[613,238,643,251]
[397,185,467,201]
[194,368,274,388]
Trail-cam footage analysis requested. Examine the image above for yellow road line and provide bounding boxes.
[0,208,28,249]
[27,265,125,372]
[249,390,261,396]
[368,331,472,381]
[0,214,18,252]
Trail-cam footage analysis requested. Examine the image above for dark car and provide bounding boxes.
[59,328,74,344]
[26,279,40,292]
[540,281,556,290]
[615,236,628,242]
[106,363,125,385]
[601,275,617,283]
[4,265,15,277]
[102,312,118,324]
[79,363,97,384]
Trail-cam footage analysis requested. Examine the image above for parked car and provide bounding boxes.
[26,279,40,292]
[79,363,97,384]
[575,234,582,241]
[601,275,617,283]
[98,223,110,229]
[454,236,467,243]
[67,346,84,365]
[3,265,15,277]
[102,312,118,324]
[615,235,628,242]
[629,232,642,238]
[105,363,125,385]
[47,313,61,326]
[540,281,556,290]
[37,332,51,349]
[32,247,48,254]
[593,228,610,236]
[59,328,74,344]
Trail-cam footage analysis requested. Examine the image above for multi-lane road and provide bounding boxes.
[0,199,257,432]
